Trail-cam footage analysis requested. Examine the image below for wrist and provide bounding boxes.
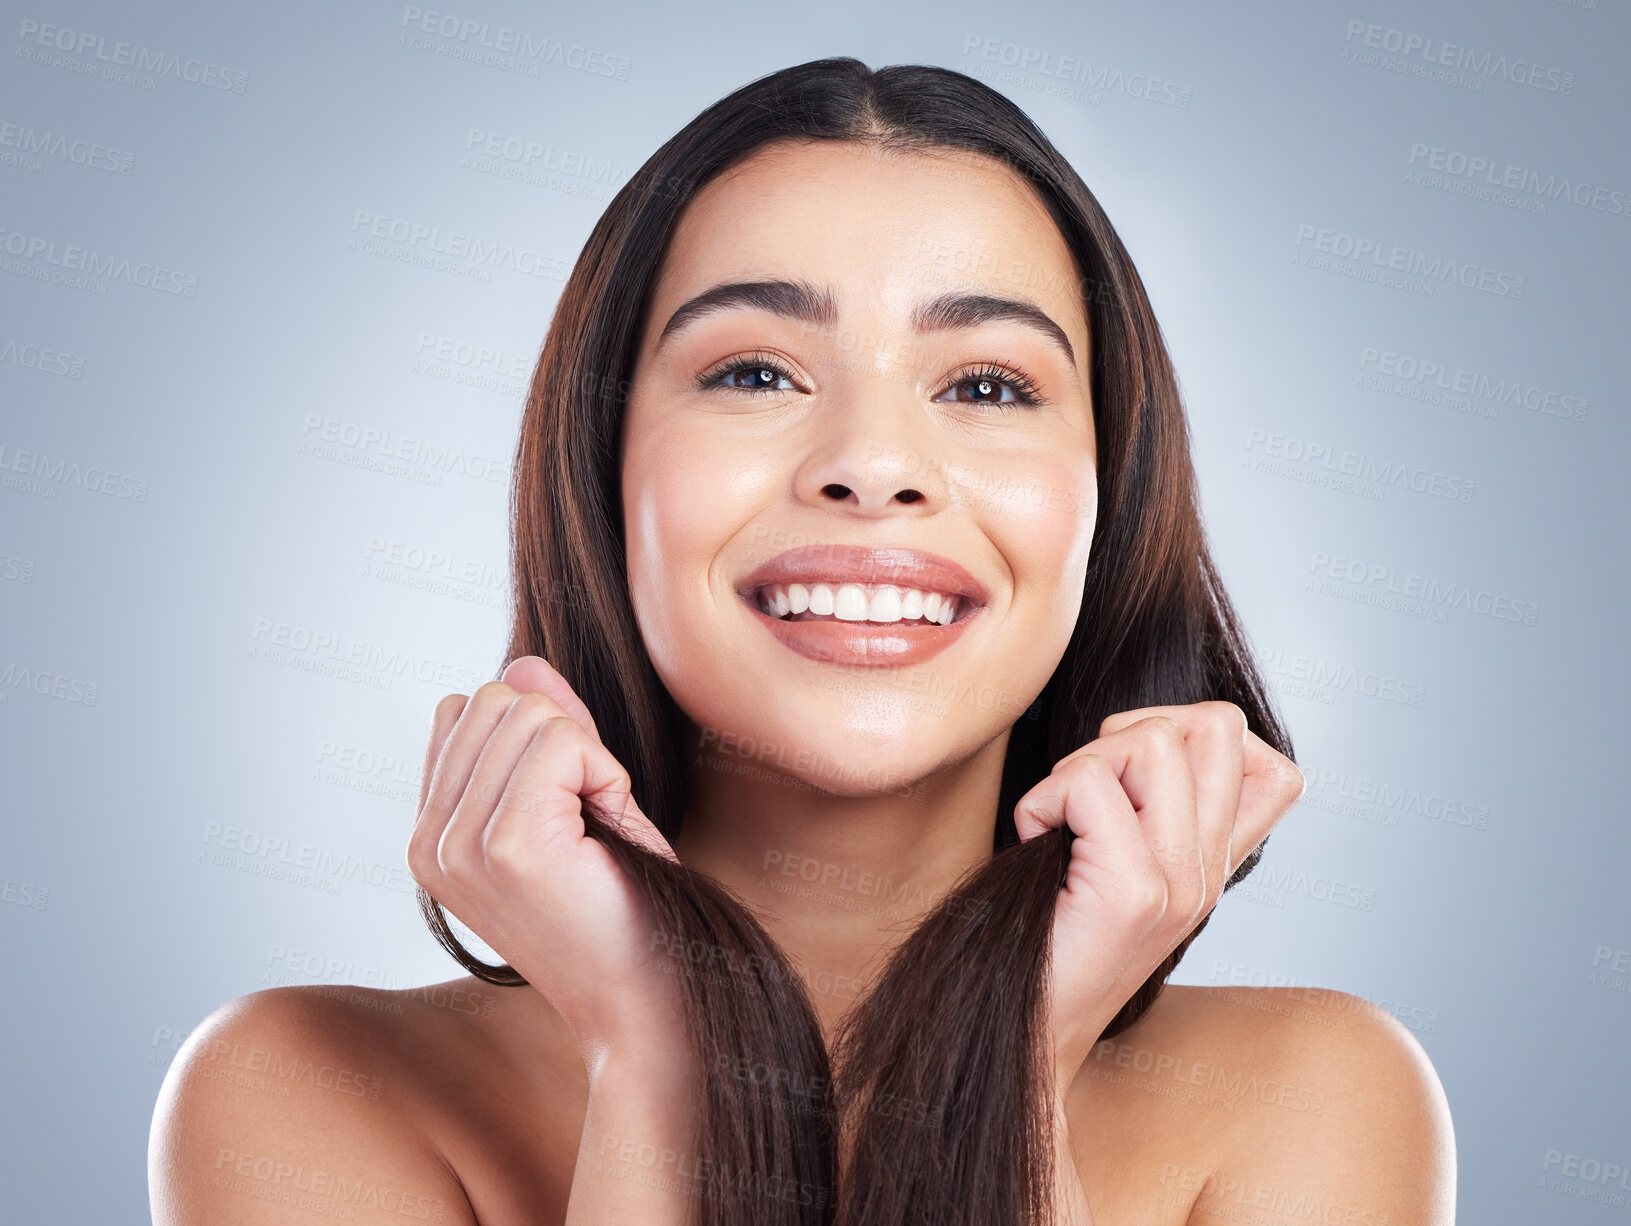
[1049,999,1118,1102]
[533,974,693,1077]
[586,1028,702,1102]
[1050,1029,1097,1104]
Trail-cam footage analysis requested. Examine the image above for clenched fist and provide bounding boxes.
[1015,700,1306,1092]
[407,655,687,1062]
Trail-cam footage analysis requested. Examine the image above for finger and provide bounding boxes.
[440,692,567,875]
[411,682,539,874]
[1228,731,1307,874]
[1016,753,1165,926]
[1057,717,1200,910]
[1100,702,1245,900]
[1016,750,1139,846]
[1187,704,1246,895]
[484,713,679,868]
[501,655,602,744]
[418,694,469,817]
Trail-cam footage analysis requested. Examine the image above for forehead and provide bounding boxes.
[647,140,1087,339]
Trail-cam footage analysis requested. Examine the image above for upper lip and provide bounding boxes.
[737,544,991,609]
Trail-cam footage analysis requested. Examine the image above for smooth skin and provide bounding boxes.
[149,141,1455,1224]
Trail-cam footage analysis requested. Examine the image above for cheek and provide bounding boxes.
[968,453,1097,615]
[623,425,777,648]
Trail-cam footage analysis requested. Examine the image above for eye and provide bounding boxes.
[697,352,801,396]
[934,363,1045,410]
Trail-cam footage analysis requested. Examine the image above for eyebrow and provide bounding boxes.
[655,278,1076,365]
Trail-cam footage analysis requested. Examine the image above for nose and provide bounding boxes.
[816,476,926,512]
[791,379,949,518]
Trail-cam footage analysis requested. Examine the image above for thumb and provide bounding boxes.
[1014,784,1068,843]
[501,654,603,744]
[577,743,678,865]
[607,792,678,865]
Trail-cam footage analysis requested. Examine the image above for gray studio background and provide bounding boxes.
[2,0,1626,1221]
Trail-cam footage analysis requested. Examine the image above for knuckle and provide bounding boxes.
[533,713,582,744]
[430,818,479,873]
[435,833,477,880]
[1063,750,1108,779]
[1128,869,1169,923]
[1197,700,1248,746]
[1139,714,1184,745]
[510,690,554,712]
[504,693,561,732]
[481,817,527,870]
[538,711,577,732]
[1200,699,1247,731]
[405,837,436,884]
[472,680,517,706]
[1275,756,1309,803]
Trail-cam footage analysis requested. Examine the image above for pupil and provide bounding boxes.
[976,379,994,399]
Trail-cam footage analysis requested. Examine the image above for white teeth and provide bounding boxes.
[755,581,965,625]
[834,583,869,621]
[868,586,902,622]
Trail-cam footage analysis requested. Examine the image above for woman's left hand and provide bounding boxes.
[1015,700,1307,1096]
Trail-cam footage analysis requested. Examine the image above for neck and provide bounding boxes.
[672,725,1011,1043]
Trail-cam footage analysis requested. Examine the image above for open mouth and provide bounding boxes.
[734,543,988,666]
[752,581,968,627]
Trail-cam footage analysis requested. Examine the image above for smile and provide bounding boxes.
[753,582,964,626]
[737,544,987,667]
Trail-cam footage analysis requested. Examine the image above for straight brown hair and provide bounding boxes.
[417,56,1294,1225]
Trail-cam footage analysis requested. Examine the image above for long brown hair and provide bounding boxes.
[417,57,1294,1225]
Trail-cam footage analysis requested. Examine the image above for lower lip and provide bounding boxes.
[743,596,979,668]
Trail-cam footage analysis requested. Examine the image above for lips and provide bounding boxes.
[736,544,988,667]
[737,544,990,612]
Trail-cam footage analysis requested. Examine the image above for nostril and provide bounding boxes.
[896,489,923,504]
[820,483,852,500]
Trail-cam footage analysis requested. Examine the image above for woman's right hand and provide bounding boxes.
[406,654,688,1063]
[407,655,702,1223]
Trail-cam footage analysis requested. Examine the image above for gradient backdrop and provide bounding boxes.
[1,0,1627,1221]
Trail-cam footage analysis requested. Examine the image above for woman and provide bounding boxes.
[149,58,1455,1225]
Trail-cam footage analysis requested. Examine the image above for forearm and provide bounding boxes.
[568,1044,703,1226]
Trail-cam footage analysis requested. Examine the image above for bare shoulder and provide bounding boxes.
[148,982,490,1224]
[1136,984,1456,1226]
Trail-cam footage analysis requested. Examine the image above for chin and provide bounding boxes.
[687,675,1008,803]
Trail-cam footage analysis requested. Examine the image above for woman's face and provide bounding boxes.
[620,139,1097,793]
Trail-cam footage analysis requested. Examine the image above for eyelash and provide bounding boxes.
[951,362,1045,409]
[695,353,1046,409]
